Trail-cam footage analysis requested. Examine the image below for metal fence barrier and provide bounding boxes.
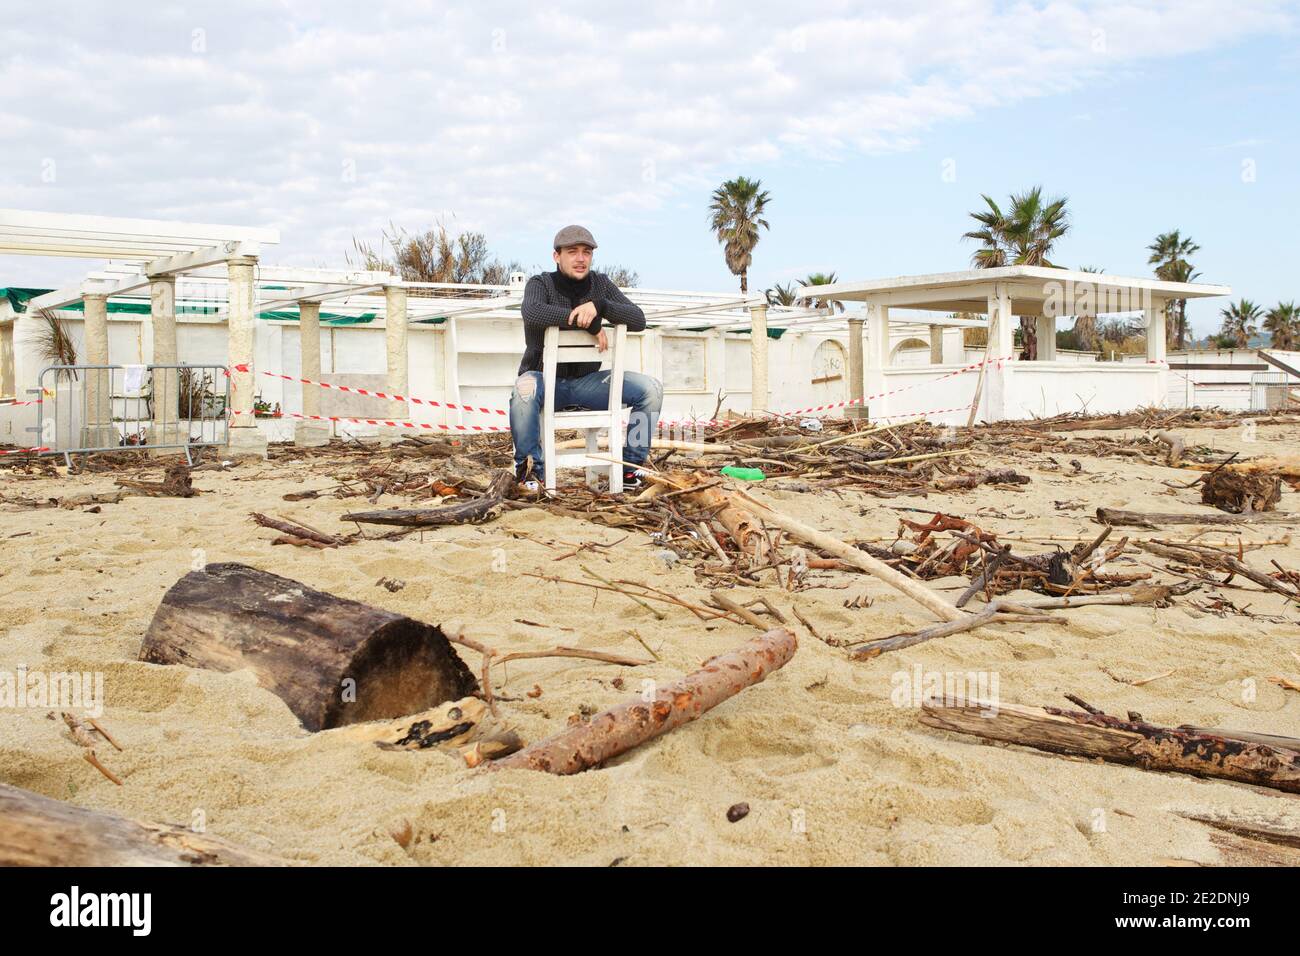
[1250,371,1295,413]
[28,364,230,467]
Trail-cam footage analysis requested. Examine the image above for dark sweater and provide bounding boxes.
[518,270,646,379]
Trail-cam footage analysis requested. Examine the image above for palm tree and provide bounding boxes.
[1263,301,1299,350]
[1070,266,1104,352]
[708,176,771,293]
[764,282,798,307]
[1219,299,1261,349]
[1147,230,1200,350]
[802,272,844,313]
[962,186,1071,358]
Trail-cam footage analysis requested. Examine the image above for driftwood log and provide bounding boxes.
[682,480,771,562]
[492,628,797,775]
[1097,507,1300,528]
[115,460,197,498]
[343,469,514,527]
[920,701,1300,794]
[139,563,477,731]
[0,783,285,866]
[1200,469,1282,514]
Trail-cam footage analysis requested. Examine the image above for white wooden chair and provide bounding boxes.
[541,324,628,493]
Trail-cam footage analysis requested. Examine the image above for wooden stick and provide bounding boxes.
[87,718,122,752]
[492,646,652,668]
[732,487,964,622]
[849,602,1062,659]
[490,628,797,775]
[344,470,515,526]
[708,591,769,630]
[581,564,667,620]
[251,512,343,547]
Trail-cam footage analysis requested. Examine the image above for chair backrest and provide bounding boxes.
[545,327,613,366]
[541,325,627,412]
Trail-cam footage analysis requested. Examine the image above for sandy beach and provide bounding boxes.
[3,420,1299,867]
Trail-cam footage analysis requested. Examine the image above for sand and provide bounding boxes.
[3,422,1300,866]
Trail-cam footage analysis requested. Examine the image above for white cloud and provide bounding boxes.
[0,0,1293,284]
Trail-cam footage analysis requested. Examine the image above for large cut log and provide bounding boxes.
[343,469,514,527]
[0,783,285,866]
[491,628,797,775]
[139,562,478,731]
[920,701,1300,794]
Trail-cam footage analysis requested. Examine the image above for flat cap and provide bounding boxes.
[553,224,597,250]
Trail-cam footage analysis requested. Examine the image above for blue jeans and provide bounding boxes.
[510,369,664,474]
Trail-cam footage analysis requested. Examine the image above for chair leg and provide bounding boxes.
[609,412,623,494]
[543,414,557,492]
[585,429,600,488]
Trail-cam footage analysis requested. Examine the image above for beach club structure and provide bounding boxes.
[0,209,1237,458]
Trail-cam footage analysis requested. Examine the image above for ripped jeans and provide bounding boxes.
[510,369,664,475]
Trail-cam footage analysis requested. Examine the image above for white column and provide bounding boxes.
[83,293,111,447]
[149,275,177,448]
[385,284,409,422]
[295,300,329,446]
[226,255,267,457]
[749,304,769,414]
[864,300,889,420]
[0,321,14,400]
[986,284,1014,421]
[847,316,866,418]
[1145,297,1167,364]
[1145,295,1168,407]
[929,324,943,364]
[1035,313,1057,361]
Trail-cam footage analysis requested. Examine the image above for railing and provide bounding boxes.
[29,364,229,467]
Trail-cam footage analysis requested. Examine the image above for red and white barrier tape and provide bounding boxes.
[1,446,49,456]
[266,411,512,433]
[231,364,507,417]
[768,355,1012,418]
[233,352,1013,433]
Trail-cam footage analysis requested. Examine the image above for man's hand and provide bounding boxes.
[567,301,598,328]
[595,328,609,352]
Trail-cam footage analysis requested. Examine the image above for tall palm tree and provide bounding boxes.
[708,176,771,293]
[802,272,844,313]
[1219,299,1261,349]
[1071,265,1104,352]
[962,185,1071,358]
[1147,230,1200,350]
[1263,301,1299,350]
[764,282,798,307]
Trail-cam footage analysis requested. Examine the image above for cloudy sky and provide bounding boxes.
[2,0,1297,334]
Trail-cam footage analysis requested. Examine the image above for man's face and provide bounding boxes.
[553,244,593,279]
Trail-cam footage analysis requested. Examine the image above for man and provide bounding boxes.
[511,224,663,490]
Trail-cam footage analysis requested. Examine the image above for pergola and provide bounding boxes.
[1,208,281,452]
[797,266,1231,419]
[5,208,837,450]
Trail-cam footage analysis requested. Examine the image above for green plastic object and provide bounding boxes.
[721,466,765,481]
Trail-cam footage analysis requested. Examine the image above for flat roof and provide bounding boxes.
[0,208,278,260]
[797,266,1231,315]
